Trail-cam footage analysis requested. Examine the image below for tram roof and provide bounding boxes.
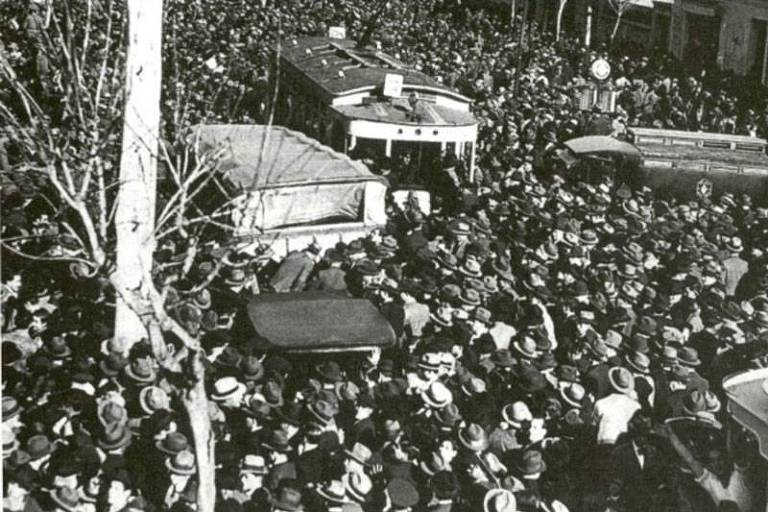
[277,36,471,103]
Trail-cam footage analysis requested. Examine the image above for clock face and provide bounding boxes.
[591,59,611,81]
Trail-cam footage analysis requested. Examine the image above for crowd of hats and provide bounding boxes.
[4,0,768,512]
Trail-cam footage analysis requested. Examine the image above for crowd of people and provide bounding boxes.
[3,0,768,512]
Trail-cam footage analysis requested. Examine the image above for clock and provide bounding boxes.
[591,58,611,81]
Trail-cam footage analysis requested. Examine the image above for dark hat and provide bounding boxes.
[678,347,701,367]
[46,336,72,359]
[26,434,54,460]
[240,356,264,382]
[243,397,272,420]
[166,449,196,475]
[274,402,303,427]
[270,487,304,511]
[636,316,658,337]
[49,486,80,512]
[387,478,419,508]
[490,349,514,368]
[98,423,132,451]
[518,366,547,393]
[430,471,460,499]
[262,430,293,453]
[682,390,708,416]
[307,399,336,425]
[355,259,380,276]
[434,403,462,428]
[99,353,127,377]
[215,346,243,369]
[515,449,547,475]
[315,361,343,383]
[625,352,651,374]
[156,432,189,455]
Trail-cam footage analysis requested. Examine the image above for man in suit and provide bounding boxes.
[721,237,748,297]
[308,249,348,294]
[270,243,321,292]
[609,412,667,512]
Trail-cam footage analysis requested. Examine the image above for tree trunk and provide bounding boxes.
[184,352,216,512]
[610,11,623,44]
[114,0,163,349]
[556,0,569,41]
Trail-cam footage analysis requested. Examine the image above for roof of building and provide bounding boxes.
[333,98,477,126]
[192,124,385,190]
[278,37,470,102]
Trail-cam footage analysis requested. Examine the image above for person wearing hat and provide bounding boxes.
[230,454,270,507]
[211,376,247,409]
[270,242,321,293]
[163,450,196,509]
[315,480,347,511]
[270,486,305,512]
[594,367,640,445]
[307,248,349,294]
[721,236,747,297]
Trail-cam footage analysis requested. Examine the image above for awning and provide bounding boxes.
[243,292,396,352]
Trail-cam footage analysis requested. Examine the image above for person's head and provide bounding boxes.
[105,475,132,510]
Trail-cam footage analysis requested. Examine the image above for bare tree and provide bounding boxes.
[0,2,233,510]
[555,0,569,41]
[608,0,637,45]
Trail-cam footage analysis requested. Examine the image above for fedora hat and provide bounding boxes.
[682,390,708,416]
[26,434,54,460]
[243,397,272,420]
[483,488,517,512]
[240,454,268,475]
[430,306,454,328]
[502,401,532,428]
[518,366,547,393]
[211,376,246,402]
[316,480,346,504]
[458,423,488,452]
[344,442,372,466]
[2,396,21,421]
[124,357,157,384]
[49,486,80,512]
[166,449,196,475]
[345,472,373,504]
[450,221,472,237]
[139,386,170,415]
[240,356,264,382]
[262,381,284,408]
[459,288,481,306]
[513,336,538,359]
[421,381,453,409]
[215,346,242,369]
[492,258,514,281]
[434,403,462,429]
[608,367,635,395]
[419,451,448,476]
[261,429,293,453]
[224,268,247,286]
[308,399,336,425]
[315,361,343,383]
[46,336,72,359]
[99,353,127,377]
[725,236,743,253]
[98,423,132,451]
[156,432,189,455]
[474,307,493,325]
[559,383,586,409]
[3,426,19,456]
[97,401,127,427]
[491,349,515,368]
[436,252,459,271]
[461,377,487,397]
[271,487,304,511]
[678,347,701,367]
[625,352,651,374]
[516,449,547,476]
